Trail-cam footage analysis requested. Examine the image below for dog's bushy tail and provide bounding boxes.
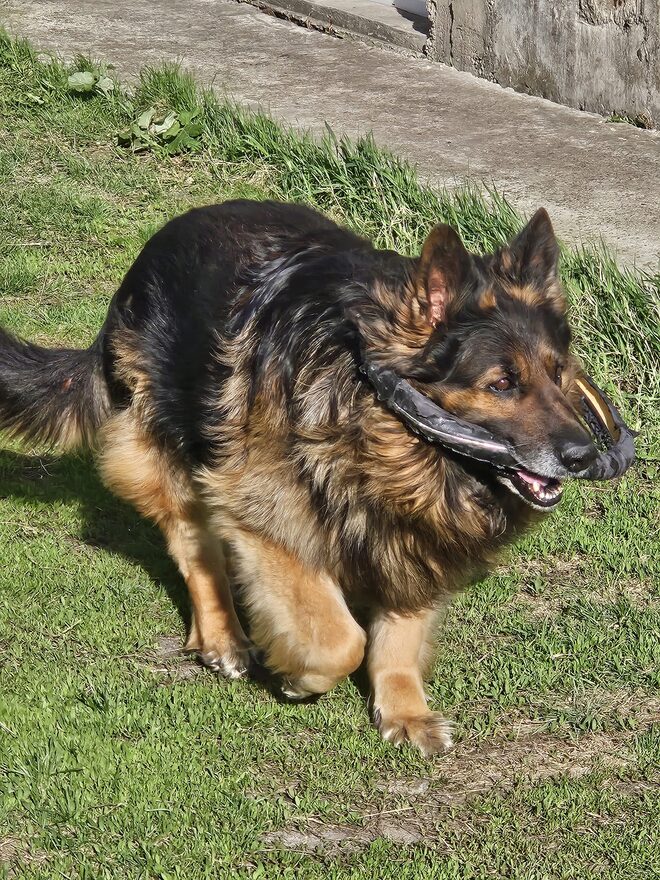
[0,327,110,450]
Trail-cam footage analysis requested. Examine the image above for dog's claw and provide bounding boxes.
[280,677,313,701]
[374,710,454,756]
[198,646,251,680]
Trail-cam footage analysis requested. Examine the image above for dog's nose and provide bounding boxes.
[560,442,598,473]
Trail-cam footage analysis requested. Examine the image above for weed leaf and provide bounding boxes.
[67,71,95,93]
[96,76,115,96]
[137,108,155,130]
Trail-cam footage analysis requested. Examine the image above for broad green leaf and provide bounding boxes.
[164,131,187,153]
[96,76,115,95]
[178,110,200,127]
[161,119,181,141]
[151,112,178,136]
[67,71,96,93]
[137,108,155,130]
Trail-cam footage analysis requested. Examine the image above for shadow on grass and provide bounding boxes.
[0,447,192,629]
[0,447,293,694]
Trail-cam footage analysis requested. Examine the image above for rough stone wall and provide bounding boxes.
[425,0,660,128]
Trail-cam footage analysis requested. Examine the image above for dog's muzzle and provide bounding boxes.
[361,362,636,481]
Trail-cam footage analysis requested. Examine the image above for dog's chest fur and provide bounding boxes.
[204,359,531,612]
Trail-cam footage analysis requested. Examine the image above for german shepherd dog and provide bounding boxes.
[0,201,602,754]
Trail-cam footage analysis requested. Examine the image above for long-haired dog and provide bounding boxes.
[0,201,611,754]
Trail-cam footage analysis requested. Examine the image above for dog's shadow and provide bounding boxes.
[0,447,192,628]
[0,448,372,703]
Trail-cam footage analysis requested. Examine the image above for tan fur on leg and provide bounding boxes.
[98,410,251,677]
[231,532,366,697]
[165,518,251,678]
[368,607,453,755]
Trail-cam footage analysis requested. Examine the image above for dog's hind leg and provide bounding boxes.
[368,607,453,756]
[164,519,253,678]
[97,410,251,678]
[230,532,366,697]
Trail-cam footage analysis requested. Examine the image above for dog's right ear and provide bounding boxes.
[415,225,477,328]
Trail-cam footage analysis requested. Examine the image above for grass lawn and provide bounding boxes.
[0,34,658,880]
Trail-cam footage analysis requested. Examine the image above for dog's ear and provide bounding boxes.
[416,224,477,327]
[495,209,565,310]
[500,209,560,289]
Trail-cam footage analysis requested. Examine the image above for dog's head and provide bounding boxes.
[392,209,598,510]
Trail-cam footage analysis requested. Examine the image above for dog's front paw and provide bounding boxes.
[280,676,314,701]
[374,709,454,756]
[185,633,253,680]
[200,645,251,679]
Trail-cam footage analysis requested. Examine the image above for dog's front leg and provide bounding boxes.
[368,607,453,756]
[230,532,367,699]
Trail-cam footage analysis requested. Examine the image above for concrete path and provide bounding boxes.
[2,0,659,269]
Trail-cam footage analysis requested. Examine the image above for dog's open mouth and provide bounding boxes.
[502,469,564,508]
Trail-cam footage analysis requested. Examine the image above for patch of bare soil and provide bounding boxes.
[140,634,205,683]
[502,691,660,738]
[0,836,48,877]
[262,730,656,854]
[510,557,658,618]
[0,837,20,864]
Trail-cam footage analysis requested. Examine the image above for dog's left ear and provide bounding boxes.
[416,224,478,327]
[510,208,559,285]
[501,208,562,287]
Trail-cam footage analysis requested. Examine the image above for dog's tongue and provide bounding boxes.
[516,470,550,487]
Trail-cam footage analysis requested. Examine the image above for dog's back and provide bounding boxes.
[0,199,363,456]
[99,200,369,463]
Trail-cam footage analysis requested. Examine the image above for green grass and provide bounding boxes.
[0,33,658,880]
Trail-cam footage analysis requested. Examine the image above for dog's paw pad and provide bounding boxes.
[375,711,454,756]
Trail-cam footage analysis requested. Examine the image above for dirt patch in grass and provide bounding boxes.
[263,730,649,853]
[412,730,639,798]
[0,837,20,865]
[263,819,427,852]
[544,691,660,726]
[141,633,205,683]
[0,836,49,877]
[512,556,658,618]
[483,690,660,738]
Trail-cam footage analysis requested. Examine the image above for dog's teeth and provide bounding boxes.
[532,480,541,494]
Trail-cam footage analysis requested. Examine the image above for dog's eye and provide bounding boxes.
[555,366,563,386]
[490,376,515,392]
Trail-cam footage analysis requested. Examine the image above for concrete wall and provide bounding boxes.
[425,0,660,128]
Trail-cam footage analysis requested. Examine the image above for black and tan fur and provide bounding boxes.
[0,200,600,754]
